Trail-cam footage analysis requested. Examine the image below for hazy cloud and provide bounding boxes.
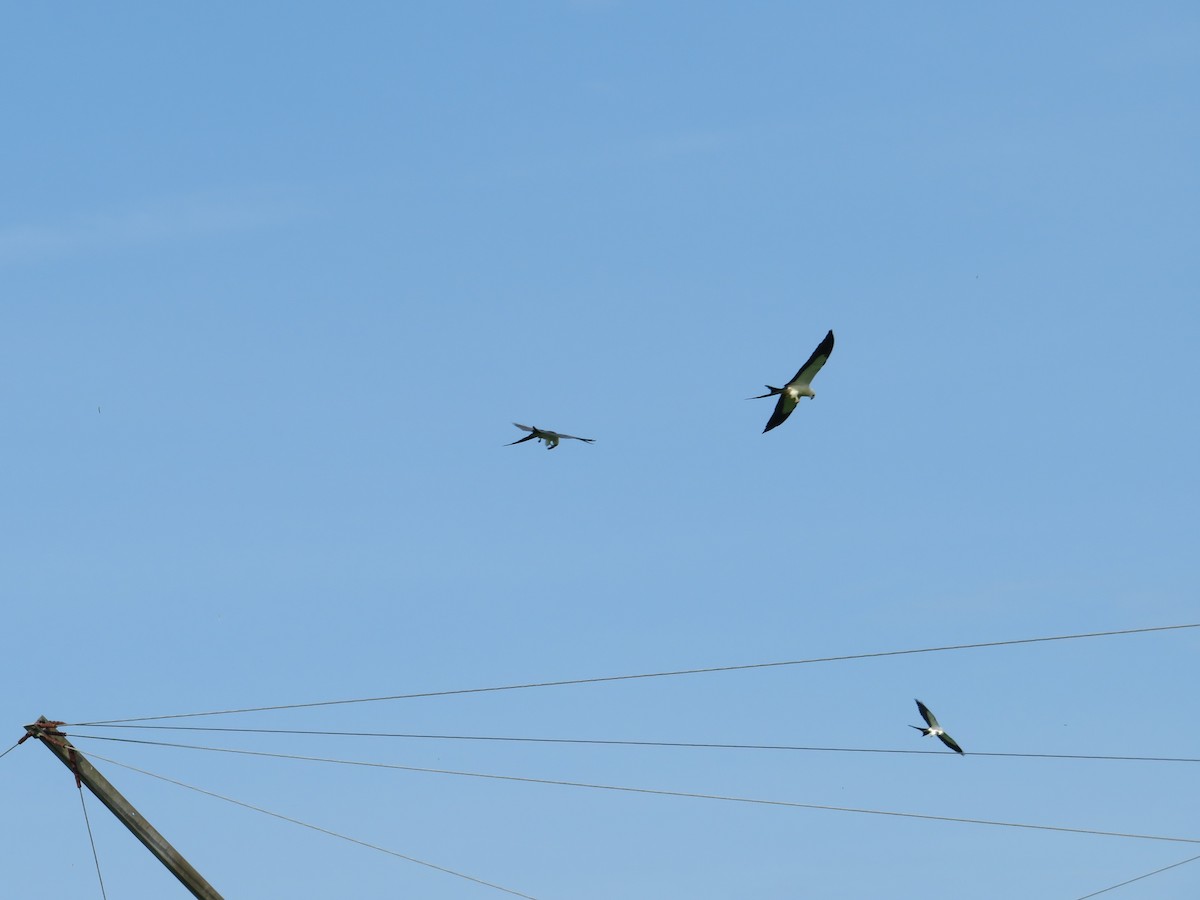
[0,189,305,267]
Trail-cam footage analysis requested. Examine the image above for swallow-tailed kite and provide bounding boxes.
[506,423,595,450]
[910,699,964,754]
[750,329,835,433]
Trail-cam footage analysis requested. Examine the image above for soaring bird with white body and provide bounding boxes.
[909,699,965,754]
[750,329,835,433]
[506,423,595,450]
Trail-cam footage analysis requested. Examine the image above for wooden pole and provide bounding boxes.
[25,716,224,900]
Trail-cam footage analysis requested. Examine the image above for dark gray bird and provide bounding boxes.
[910,699,964,754]
[750,329,835,433]
[506,423,595,450]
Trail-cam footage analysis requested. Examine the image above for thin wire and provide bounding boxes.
[1073,852,1200,899]
[71,622,1200,725]
[77,788,109,900]
[68,728,1200,764]
[0,740,22,760]
[72,737,1200,847]
[78,751,539,900]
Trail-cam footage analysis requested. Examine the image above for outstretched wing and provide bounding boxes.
[762,393,798,433]
[937,731,965,755]
[786,330,835,388]
[506,433,538,446]
[555,433,595,443]
[915,699,939,729]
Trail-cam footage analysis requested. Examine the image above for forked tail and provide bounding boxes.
[748,385,783,400]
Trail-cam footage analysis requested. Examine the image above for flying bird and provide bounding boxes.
[506,423,595,450]
[910,699,964,754]
[750,329,835,433]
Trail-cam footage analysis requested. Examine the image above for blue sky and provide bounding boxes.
[3,3,1198,898]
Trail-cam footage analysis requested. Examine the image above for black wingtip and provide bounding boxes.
[818,330,835,357]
